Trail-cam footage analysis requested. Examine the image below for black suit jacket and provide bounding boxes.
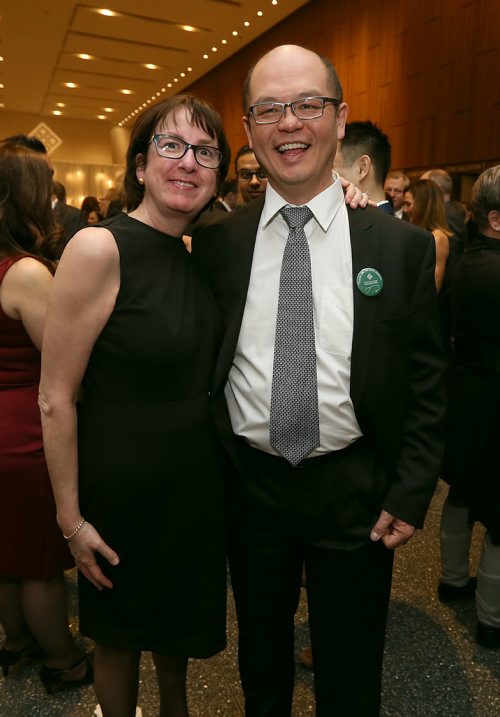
[192,198,446,528]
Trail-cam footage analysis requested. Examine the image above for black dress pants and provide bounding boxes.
[228,439,394,717]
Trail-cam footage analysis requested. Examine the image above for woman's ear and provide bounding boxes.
[135,153,146,184]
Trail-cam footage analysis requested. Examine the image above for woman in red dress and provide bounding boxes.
[0,142,92,692]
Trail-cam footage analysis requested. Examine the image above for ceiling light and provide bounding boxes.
[257,11,263,16]
[64,82,78,88]
[0,83,4,89]
[0,57,3,62]
[118,122,122,126]
[203,54,208,59]
[97,115,106,119]
[173,78,178,83]
[77,53,93,60]
[103,107,114,112]
[96,8,117,17]
[272,0,278,4]
[56,102,66,107]
[0,103,5,108]
[181,25,197,32]
[212,47,217,52]
[167,83,172,88]
[244,21,250,27]
[187,67,192,72]
[161,87,166,92]
[180,72,185,77]
[156,91,161,96]
[52,110,62,116]
[221,39,227,44]
[144,63,158,70]
[232,31,238,36]
[120,89,133,94]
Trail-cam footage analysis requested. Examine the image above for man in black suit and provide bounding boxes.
[193,44,445,716]
[334,120,393,213]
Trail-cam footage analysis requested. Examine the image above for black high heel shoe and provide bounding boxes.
[40,653,93,694]
[0,643,44,677]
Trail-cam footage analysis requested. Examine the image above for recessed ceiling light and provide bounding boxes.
[257,11,263,16]
[0,57,3,62]
[96,8,117,16]
[144,63,158,70]
[118,122,122,126]
[64,82,78,88]
[77,53,93,60]
[97,115,106,119]
[103,107,114,112]
[272,0,278,4]
[56,102,66,108]
[161,87,166,92]
[244,21,250,27]
[187,67,192,72]
[203,54,208,59]
[221,39,227,44]
[232,31,238,36]
[180,72,185,78]
[156,91,161,96]
[212,47,217,52]
[52,110,62,116]
[0,83,4,89]
[120,89,133,94]
[181,25,197,32]
[167,83,172,88]
[173,78,178,83]
[0,103,4,108]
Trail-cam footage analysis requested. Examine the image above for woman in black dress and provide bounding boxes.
[40,95,231,715]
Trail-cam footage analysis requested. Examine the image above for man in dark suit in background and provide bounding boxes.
[193,44,445,716]
[334,120,393,213]
[52,181,84,248]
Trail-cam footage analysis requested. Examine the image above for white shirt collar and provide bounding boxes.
[261,171,346,233]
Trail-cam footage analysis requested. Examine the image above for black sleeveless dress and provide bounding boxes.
[77,213,227,657]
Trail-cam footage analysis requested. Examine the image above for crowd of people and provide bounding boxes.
[0,41,498,717]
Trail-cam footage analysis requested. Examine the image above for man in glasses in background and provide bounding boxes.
[235,144,268,204]
[193,44,445,716]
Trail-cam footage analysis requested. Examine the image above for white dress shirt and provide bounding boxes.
[225,173,362,456]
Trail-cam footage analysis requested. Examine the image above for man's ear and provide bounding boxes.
[488,209,500,232]
[336,103,349,141]
[243,115,253,149]
[358,155,371,182]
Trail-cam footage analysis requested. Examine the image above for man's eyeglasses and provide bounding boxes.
[237,169,268,181]
[247,96,340,125]
[150,134,223,169]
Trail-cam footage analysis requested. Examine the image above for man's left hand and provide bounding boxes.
[370,509,416,549]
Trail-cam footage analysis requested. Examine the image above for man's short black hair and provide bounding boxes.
[234,144,254,174]
[340,121,391,187]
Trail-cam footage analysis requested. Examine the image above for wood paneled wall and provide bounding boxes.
[185,0,499,177]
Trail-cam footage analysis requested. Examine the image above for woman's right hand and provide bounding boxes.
[67,521,120,590]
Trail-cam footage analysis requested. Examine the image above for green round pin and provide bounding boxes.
[356,268,384,296]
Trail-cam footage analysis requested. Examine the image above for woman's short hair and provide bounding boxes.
[470,165,500,231]
[124,94,231,212]
[0,142,62,260]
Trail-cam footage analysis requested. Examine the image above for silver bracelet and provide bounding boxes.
[63,517,86,541]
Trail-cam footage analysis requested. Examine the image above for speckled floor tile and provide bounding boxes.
[1,481,499,715]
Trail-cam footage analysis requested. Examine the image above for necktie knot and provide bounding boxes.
[280,205,313,231]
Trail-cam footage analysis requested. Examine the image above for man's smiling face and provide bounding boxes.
[243,45,347,205]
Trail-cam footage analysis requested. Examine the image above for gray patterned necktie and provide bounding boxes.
[269,205,320,466]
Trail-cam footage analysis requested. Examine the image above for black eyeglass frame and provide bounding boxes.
[150,134,223,169]
[247,96,341,125]
[236,169,268,181]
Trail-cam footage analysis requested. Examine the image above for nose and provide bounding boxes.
[278,104,303,130]
[249,173,262,186]
[178,146,198,170]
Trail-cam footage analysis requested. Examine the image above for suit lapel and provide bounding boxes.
[214,199,263,392]
[348,207,382,410]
